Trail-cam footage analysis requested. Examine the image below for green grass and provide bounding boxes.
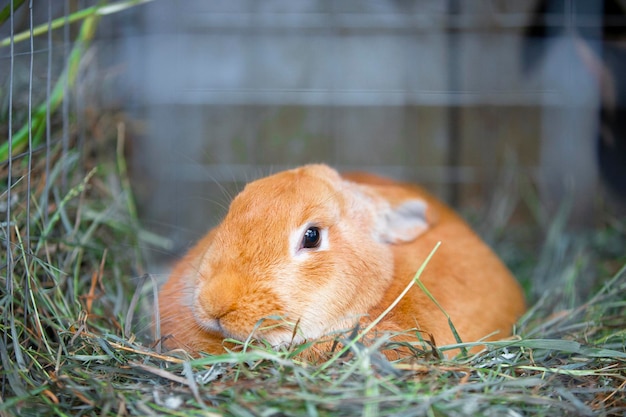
[1,132,625,416]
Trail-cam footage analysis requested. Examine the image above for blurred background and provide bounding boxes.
[2,0,625,279]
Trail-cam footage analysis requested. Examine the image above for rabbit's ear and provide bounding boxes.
[343,180,430,245]
[376,199,429,244]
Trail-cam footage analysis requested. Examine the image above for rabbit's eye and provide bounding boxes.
[301,227,321,249]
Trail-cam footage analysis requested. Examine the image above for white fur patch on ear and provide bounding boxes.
[378,200,429,244]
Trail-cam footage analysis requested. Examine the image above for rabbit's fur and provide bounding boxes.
[158,165,526,358]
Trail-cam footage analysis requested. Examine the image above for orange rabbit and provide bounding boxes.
[157,164,526,358]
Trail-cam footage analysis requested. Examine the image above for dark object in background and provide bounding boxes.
[523,0,626,199]
[597,44,626,197]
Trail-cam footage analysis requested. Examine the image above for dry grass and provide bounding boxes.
[1,126,625,416]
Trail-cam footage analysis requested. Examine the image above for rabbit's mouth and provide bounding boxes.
[194,307,303,345]
[195,316,226,335]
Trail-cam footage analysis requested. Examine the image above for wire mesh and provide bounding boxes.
[1,0,107,397]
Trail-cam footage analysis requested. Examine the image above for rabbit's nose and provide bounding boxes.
[198,275,239,320]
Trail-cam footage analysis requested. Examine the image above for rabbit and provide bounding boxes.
[157,164,526,359]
